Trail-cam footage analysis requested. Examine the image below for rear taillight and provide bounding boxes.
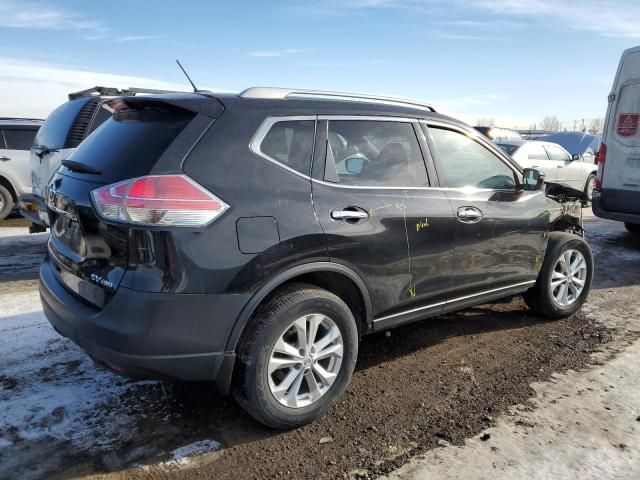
[595,143,606,189]
[91,175,229,227]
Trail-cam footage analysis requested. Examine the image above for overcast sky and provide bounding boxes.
[0,0,638,128]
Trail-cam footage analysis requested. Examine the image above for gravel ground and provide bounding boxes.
[0,216,636,479]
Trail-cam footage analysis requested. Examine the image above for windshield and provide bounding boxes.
[539,132,601,155]
[497,144,519,155]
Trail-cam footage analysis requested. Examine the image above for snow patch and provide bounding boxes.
[0,286,155,477]
[0,228,47,242]
[160,439,221,469]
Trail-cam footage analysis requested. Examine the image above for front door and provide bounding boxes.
[545,143,581,190]
[424,123,548,302]
[311,118,456,327]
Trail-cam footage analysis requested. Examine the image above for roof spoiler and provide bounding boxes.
[106,92,225,119]
[68,86,183,101]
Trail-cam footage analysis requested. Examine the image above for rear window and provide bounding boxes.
[34,97,93,149]
[2,128,37,150]
[62,107,194,184]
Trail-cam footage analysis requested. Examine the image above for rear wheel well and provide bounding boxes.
[0,176,16,202]
[279,272,367,335]
[239,271,369,351]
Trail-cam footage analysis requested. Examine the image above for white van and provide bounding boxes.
[593,46,640,232]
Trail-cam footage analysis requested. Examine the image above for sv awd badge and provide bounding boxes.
[90,273,114,289]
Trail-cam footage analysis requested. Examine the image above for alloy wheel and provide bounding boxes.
[550,249,588,306]
[268,314,343,408]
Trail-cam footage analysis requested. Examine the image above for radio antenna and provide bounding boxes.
[176,59,198,92]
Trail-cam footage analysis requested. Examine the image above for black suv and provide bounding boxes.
[40,88,593,429]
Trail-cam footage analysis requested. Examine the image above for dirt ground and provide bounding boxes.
[0,216,637,480]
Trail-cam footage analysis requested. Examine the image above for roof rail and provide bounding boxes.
[238,87,436,112]
[0,117,44,122]
[68,86,182,101]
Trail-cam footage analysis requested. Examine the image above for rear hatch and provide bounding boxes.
[46,96,216,307]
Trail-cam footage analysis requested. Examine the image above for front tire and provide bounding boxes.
[523,232,593,319]
[234,284,358,429]
[0,184,13,221]
[584,174,597,202]
[625,222,640,234]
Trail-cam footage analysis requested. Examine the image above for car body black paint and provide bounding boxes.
[40,91,555,391]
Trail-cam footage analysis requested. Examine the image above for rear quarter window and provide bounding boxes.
[257,120,315,176]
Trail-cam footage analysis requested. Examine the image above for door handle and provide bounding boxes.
[331,208,369,221]
[457,206,483,224]
[0,156,10,162]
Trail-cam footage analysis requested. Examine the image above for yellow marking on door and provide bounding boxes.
[369,204,392,217]
[416,218,430,232]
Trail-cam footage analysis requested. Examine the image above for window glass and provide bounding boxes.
[428,127,516,189]
[545,145,571,161]
[260,120,315,175]
[34,97,89,149]
[497,143,518,155]
[2,129,37,150]
[326,120,427,187]
[527,143,550,160]
[62,108,193,184]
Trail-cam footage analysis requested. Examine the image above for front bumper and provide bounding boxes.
[39,258,250,394]
[18,193,49,229]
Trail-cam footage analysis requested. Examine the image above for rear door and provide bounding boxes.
[424,122,548,302]
[1,127,38,194]
[600,48,640,214]
[311,116,456,328]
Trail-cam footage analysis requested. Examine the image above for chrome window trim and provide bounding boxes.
[373,280,536,323]
[249,115,318,180]
[249,115,526,192]
[319,115,416,122]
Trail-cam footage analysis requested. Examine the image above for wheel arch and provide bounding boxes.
[225,261,373,353]
[0,175,17,202]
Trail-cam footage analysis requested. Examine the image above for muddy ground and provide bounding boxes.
[0,216,636,480]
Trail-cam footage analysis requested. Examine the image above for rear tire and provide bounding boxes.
[234,283,358,429]
[625,222,640,234]
[584,174,596,202]
[523,232,593,319]
[0,184,14,221]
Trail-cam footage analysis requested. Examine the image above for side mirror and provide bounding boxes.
[571,154,581,161]
[345,157,365,174]
[522,168,545,191]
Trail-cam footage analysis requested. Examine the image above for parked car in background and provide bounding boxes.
[0,118,42,220]
[22,86,177,231]
[537,131,601,164]
[593,46,640,233]
[40,87,593,430]
[474,126,523,141]
[497,139,598,200]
